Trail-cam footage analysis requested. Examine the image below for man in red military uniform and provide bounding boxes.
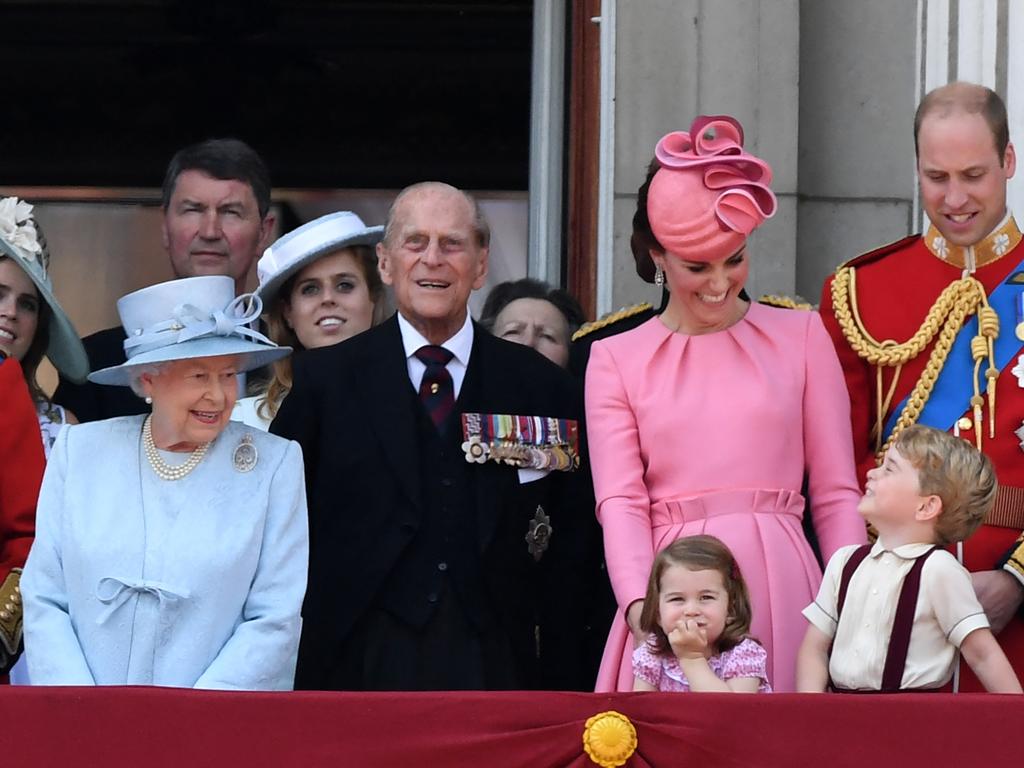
[0,355,45,676]
[821,81,1024,690]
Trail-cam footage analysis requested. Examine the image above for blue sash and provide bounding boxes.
[882,267,1024,442]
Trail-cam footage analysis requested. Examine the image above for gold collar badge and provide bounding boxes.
[924,216,1022,271]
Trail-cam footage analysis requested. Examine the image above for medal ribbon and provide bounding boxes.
[461,412,580,471]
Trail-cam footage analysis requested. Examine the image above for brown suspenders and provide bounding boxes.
[832,544,939,692]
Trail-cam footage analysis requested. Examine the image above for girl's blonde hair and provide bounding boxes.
[638,535,753,656]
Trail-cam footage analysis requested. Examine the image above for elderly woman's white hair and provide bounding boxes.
[127,362,170,398]
[127,356,255,399]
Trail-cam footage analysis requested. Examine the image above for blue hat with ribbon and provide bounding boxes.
[88,275,291,386]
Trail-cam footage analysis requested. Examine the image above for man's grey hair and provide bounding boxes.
[381,182,491,249]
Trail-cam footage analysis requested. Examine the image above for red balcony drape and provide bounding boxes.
[3,687,1018,767]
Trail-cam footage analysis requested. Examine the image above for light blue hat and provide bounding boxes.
[0,197,89,383]
[256,211,383,308]
[88,275,291,387]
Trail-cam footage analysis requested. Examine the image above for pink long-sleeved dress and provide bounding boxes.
[586,304,866,692]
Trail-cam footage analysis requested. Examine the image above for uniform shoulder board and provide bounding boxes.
[757,294,814,311]
[835,234,921,272]
[572,302,654,342]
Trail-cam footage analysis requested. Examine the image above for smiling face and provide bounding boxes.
[0,256,40,362]
[654,245,749,334]
[493,297,571,368]
[657,564,729,654]
[162,170,274,293]
[141,354,241,450]
[282,249,376,349]
[377,185,488,344]
[859,444,930,528]
[917,110,1016,247]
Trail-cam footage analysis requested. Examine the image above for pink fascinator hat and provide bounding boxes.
[647,115,777,263]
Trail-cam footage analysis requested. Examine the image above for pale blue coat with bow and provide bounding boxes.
[21,416,309,689]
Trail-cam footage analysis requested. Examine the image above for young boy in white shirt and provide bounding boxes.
[797,424,1021,693]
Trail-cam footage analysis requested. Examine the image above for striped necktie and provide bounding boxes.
[414,345,455,430]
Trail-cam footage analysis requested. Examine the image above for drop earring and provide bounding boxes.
[654,266,665,286]
[145,396,153,405]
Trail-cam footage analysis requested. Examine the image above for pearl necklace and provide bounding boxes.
[142,416,210,481]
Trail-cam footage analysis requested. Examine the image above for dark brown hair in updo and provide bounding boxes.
[631,158,664,284]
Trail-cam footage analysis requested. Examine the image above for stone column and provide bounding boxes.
[608,0,799,314]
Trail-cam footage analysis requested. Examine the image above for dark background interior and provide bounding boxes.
[0,0,533,190]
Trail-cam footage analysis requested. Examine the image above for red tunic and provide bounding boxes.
[821,221,1024,691]
[0,358,45,675]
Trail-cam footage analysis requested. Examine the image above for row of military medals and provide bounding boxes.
[460,412,579,471]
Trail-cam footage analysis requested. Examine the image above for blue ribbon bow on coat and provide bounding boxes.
[95,576,191,625]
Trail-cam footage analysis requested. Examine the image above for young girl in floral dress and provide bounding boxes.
[633,535,770,693]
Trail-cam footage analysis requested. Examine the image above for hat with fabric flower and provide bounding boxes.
[256,211,383,308]
[0,197,89,383]
[88,275,291,386]
[647,115,777,263]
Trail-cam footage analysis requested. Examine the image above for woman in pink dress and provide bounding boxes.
[587,116,866,692]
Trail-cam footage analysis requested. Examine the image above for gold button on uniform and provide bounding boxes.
[957,417,973,431]
[430,383,440,394]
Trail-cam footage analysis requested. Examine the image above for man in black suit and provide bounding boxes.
[53,138,276,421]
[272,182,588,691]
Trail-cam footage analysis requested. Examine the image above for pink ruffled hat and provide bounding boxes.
[647,115,777,263]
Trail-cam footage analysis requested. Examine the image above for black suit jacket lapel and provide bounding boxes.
[352,316,421,512]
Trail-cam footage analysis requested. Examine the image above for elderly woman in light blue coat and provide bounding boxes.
[21,275,308,689]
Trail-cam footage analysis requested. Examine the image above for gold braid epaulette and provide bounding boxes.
[572,303,653,342]
[831,265,998,461]
[758,294,813,311]
[0,569,23,664]
[1004,534,1024,584]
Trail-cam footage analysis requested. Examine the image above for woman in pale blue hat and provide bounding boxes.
[20,275,309,689]
[0,197,88,456]
[233,210,384,429]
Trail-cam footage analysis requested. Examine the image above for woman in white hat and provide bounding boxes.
[233,211,384,429]
[0,197,88,456]
[20,275,309,689]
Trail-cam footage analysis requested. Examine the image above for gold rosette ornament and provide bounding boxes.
[582,711,637,768]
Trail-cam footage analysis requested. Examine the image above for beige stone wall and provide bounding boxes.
[611,0,800,313]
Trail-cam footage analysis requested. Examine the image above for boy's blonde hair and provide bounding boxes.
[894,425,997,544]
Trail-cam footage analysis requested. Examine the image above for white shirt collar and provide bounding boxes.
[396,309,474,366]
[989,208,1013,238]
[869,538,937,560]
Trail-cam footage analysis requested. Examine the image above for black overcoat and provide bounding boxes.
[272,315,591,690]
